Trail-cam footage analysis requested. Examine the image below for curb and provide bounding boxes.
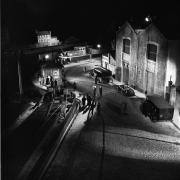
[17,98,80,180]
[38,99,80,180]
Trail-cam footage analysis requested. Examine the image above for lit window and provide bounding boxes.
[123,39,130,54]
[147,44,157,61]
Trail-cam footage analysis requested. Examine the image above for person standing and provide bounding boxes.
[54,79,57,87]
[99,86,102,97]
[82,95,86,107]
[90,99,96,115]
[87,94,91,106]
[46,76,50,85]
[51,79,54,87]
[93,85,97,98]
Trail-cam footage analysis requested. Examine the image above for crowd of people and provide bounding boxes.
[39,75,58,88]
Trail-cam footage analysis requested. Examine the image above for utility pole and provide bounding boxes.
[65,89,68,116]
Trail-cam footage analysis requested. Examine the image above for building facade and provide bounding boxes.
[102,51,116,76]
[116,22,180,100]
[36,31,60,47]
[41,62,63,87]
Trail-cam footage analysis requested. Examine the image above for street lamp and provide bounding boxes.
[145,16,152,23]
[97,44,101,49]
[45,54,49,59]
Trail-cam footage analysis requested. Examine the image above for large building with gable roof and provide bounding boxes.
[115,21,180,106]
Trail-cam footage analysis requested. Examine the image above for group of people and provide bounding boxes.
[39,75,58,88]
[93,85,103,98]
[81,94,101,115]
[82,94,92,107]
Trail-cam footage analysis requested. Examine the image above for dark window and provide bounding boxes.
[123,39,130,54]
[147,44,157,61]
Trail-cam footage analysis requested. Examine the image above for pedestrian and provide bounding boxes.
[145,90,148,100]
[99,86,102,96]
[87,94,91,106]
[90,99,96,115]
[50,76,53,82]
[93,85,97,98]
[97,102,101,115]
[54,79,57,87]
[46,76,50,85]
[82,95,86,107]
[51,79,54,87]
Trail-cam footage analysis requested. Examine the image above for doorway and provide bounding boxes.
[123,62,129,84]
[145,70,154,94]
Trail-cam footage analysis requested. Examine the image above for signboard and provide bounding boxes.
[147,60,155,73]
[122,53,130,62]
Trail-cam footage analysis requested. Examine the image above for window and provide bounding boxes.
[147,44,157,61]
[123,39,130,54]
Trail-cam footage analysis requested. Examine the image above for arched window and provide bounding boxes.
[123,38,130,54]
[147,44,157,61]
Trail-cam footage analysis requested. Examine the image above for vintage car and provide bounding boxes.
[116,85,135,97]
[142,95,174,121]
[89,67,113,83]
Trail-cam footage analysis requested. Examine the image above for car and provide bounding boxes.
[89,67,113,83]
[117,85,135,96]
[141,95,174,121]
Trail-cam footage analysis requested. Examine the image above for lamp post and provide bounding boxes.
[144,15,152,94]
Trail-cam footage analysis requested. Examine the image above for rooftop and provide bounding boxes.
[127,18,180,40]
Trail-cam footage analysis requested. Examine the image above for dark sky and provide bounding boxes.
[3,0,180,45]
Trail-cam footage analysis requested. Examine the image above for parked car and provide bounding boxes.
[117,85,135,96]
[89,67,113,83]
[142,95,174,121]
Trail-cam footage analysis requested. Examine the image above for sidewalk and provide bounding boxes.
[5,80,48,135]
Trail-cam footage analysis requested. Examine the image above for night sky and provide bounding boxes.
[3,0,180,45]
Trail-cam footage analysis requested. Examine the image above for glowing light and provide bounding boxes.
[45,54,49,59]
[166,58,177,86]
[145,16,151,22]
[97,44,101,48]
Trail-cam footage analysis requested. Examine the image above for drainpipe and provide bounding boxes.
[17,50,23,96]
[136,34,139,89]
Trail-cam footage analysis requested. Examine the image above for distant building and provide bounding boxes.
[74,46,87,55]
[36,31,60,47]
[41,61,63,86]
[116,21,180,105]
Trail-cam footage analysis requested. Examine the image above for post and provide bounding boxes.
[65,89,68,116]
[17,50,23,96]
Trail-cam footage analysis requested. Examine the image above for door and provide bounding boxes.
[146,71,154,94]
[115,67,121,81]
[123,62,129,84]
